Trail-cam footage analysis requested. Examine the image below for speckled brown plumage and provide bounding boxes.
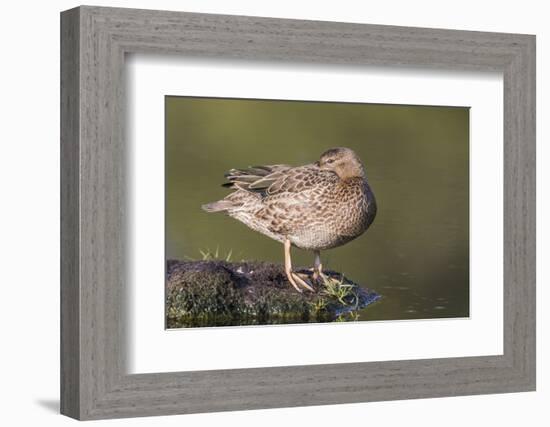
[202,147,377,292]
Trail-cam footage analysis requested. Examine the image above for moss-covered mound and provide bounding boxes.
[166,260,380,328]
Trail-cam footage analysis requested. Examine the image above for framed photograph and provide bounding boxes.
[61,6,535,420]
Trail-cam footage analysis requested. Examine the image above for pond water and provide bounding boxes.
[165,96,469,324]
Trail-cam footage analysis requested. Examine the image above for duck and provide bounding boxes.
[202,147,377,292]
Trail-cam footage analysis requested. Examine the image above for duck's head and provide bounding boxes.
[318,147,365,180]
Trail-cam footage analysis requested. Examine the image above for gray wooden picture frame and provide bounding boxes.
[60,5,536,420]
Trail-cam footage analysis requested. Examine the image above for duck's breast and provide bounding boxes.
[289,178,375,250]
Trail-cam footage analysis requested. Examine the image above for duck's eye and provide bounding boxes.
[326,159,335,164]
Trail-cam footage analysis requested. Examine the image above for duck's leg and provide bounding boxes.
[284,239,302,292]
[284,239,315,292]
[312,250,328,281]
[313,251,322,280]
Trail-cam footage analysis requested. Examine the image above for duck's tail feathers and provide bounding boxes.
[202,200,234,213]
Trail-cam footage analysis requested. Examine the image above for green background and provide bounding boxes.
[166,96,469,321]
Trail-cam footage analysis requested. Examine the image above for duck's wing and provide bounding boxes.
[222,164,290,190]
[223,164,335,196]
